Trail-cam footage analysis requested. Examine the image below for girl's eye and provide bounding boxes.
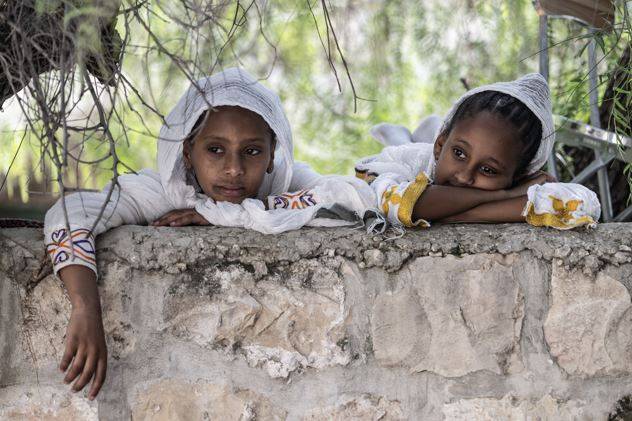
[480,166,497,175]
[208,146,224,154]
[453,148,466,160]
[245,148,262,156]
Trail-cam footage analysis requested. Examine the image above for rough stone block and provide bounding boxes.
[442,394,589,420]
[131,379,286,420]
[163,261,350,378]
[544,261,632,376]
[0,386,98,420]
[303,394,405,420]
[371,254,524,377]
[3,225,632,420]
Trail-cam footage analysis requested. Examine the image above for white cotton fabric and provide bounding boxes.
[44,67,375,276]
[356,143,436,182]
[522,183,601,229]
[369,115,442,147]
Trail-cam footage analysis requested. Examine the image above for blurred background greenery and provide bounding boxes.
[0,0,630,220]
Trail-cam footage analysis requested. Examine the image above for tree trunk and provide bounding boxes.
[0,1,122,109]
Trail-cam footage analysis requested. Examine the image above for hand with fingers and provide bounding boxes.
[506,170,558,198]
[58,265,107,400]
[151,208,210,227]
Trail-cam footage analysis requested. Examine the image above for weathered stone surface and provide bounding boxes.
[372,254,524,377]
[131,379,285,420]
[162,260,350,379]
[2,225,632,420]
[442,394,589,420]
[0,386,98,420]
[303,394,405,420]
[20,276,70,364]
[544,261,632,376]
[371,288,431,367]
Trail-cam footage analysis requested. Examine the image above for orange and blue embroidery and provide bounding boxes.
[46,228,96,267]
[272,190,317,210]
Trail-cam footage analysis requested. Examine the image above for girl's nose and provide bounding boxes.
[454,169,474,186]
[224,154,245,177]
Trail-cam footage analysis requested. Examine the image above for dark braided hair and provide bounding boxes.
[440,91,542,181]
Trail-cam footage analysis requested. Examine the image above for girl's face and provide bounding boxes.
[433,111,522,191]
[183,106,275,203]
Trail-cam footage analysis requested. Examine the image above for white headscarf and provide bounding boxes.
[157,67,294,208]
[441,73,554,175]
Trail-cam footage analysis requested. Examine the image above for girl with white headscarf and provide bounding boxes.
[355,73,600,229]
[43,67,375,399]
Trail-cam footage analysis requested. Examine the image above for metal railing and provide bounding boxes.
[539,13,631,222]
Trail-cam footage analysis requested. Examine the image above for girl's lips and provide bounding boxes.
[216,186,245,197]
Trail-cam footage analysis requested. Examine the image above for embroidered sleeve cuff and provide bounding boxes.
[268,189,318,210]
[45,228,97,277]
[522,183,601,230]
[376,171,430,228]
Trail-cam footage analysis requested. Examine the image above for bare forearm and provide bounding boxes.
[59,265,101,312]
[413,185,509,221]
[58,265,107,400]
[438,195,528,223]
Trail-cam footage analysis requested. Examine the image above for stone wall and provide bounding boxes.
[1,224,632,420]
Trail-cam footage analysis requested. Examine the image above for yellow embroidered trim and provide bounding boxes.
[525,196,595,229]
[381,185,403,215]
[397,171,430,228]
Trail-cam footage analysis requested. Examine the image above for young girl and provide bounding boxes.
[355,73,601,228]
[44,67,374,400]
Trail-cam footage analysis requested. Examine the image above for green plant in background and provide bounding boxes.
[608,2,632,204]
[544,1,631,211]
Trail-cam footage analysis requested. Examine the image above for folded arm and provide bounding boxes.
[372,170,553,227]
[412,184,511,221]
[437,195,528,223]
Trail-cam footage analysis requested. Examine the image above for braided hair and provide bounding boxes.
[440,91,542,180]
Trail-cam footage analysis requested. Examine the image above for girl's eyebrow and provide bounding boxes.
[454,139,471,149]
